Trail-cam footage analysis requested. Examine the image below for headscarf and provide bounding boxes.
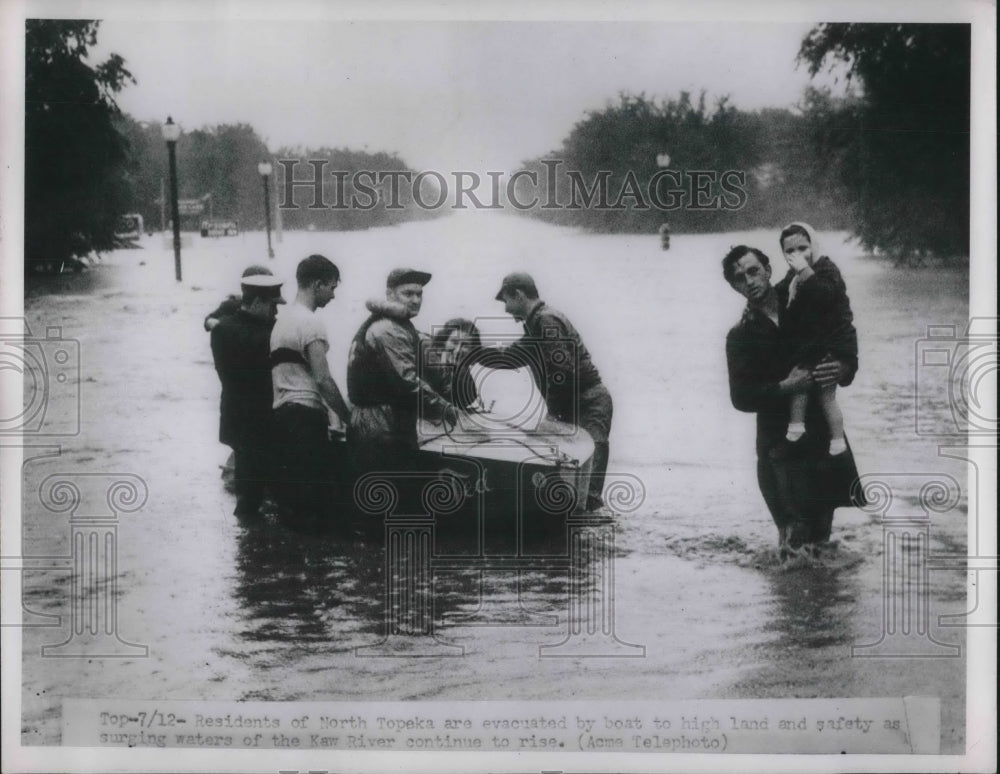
[780,221,825,305]
[780,221,824,260]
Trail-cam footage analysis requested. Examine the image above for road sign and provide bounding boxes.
[178,199,204,215]
[200,219,239,237]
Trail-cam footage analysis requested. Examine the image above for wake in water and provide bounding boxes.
[655,532,866,573]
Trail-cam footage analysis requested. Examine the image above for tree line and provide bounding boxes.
[116,119,438,235]
[24,20,970,269]
[516,23,970,265]
[510,90,855,235]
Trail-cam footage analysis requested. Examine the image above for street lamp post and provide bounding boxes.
[258,160,274,259]
[162,117,183,281]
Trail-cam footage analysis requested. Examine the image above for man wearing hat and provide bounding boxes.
[346,268,458,479]
[204,264,273,332]
[495,272,613,511]
[270,254,351,529]
[210,269,286,520]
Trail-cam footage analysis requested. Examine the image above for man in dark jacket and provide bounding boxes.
[723,245,863,551]
[495,272,613,512]
[210,272,286,519]
[347,268,457,477]
[204,264,273,332]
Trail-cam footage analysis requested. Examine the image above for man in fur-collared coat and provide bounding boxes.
[346,268,458,477]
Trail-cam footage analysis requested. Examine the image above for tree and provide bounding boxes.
[113,114,436,233]
[515,92,804,234]
[115,115,168,232]
[25,20,134,269]
[798,23,970,263]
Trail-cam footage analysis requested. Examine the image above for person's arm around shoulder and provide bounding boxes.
[205,296,240,332]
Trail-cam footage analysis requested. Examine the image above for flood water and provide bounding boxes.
[18,212,969,750]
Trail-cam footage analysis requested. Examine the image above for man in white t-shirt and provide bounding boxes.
[270,254,351,529]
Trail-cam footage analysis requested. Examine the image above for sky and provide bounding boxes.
[90,18,841,173]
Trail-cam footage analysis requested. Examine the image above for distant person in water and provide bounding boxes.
[777,222,858,458]
[204,265,273,331]
[658,222,671,250]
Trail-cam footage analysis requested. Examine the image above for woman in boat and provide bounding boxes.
[424,318,482,411]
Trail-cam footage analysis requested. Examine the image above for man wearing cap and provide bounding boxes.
[495,272,613,511]
[210,270,286,520]
[346,268,458,479]
[270,254,351,529]
[204,264,273,332]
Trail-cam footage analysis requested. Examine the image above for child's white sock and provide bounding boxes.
[785,422,806,442]
[828,437,847,456]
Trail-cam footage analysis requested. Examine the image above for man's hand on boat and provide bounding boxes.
[426,403,461,431]
[431,398,496,430]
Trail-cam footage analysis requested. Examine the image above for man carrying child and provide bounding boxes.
[723,243,864,555]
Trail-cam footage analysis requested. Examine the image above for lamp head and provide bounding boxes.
[161,116,181,143]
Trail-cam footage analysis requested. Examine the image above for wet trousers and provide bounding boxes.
[232,444,269,518]
[272,403,339,530]
[577,384,613,507]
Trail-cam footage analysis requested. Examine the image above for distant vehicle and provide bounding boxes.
[115,213,144,245]
[30,252,99,274]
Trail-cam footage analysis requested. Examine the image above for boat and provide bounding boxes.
[217,409,594,552]
[415,412,594,556]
